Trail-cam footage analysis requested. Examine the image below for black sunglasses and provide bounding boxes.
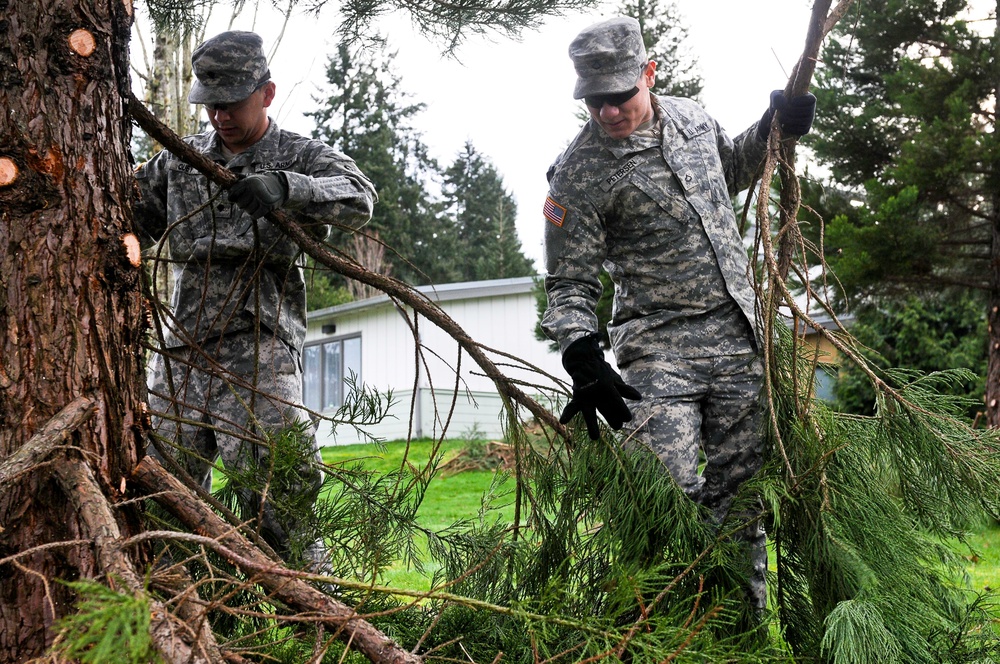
[584,86,642,109]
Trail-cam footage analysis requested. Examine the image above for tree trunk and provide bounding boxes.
[989,217,1000,428]
[146,28,201,141]
[987,0,1000,430]
[0,0,147,660]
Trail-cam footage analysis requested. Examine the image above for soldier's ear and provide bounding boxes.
[260,81,277,108]
[643,61,657,87]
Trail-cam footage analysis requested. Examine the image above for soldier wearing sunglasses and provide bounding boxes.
[541,16,816,616]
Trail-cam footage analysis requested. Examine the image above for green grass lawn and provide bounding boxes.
[319,439,1000,599]
[956,521,1000,595]
[321,438,514,589]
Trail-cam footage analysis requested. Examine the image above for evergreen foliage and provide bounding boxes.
[442,141,537,281]
[51,580,159,664]
[305,256,355,311]
[141,0,596,52]
[394,430,789,662]
[834,292,988,418]
[808,0,998,305]
[763,320,1000,662]
[309,43,536,296]
[309,41,457,289]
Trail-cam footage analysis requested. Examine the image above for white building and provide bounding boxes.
[304,276,568,446]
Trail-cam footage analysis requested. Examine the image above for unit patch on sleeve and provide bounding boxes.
[543,197,568,227]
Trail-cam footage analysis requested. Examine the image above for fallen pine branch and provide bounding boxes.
[53,453,224,664]
[131,455,423,664]
[0,396,95,503]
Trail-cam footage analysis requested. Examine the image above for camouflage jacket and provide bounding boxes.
[542,95,767,365]
[135,119,375,351]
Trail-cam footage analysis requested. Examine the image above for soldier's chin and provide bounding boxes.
[601,121,633,139]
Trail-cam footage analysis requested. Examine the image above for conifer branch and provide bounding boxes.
[132,455,423,664]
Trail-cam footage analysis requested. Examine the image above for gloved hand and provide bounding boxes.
[560,335,642,440]
[228,172,289,219]
[756,90,817,140]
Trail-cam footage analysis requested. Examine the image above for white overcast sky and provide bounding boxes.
[132,0,831,269]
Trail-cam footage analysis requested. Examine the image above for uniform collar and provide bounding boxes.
[597,95,675,159]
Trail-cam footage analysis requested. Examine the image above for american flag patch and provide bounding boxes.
[543,197,567,227]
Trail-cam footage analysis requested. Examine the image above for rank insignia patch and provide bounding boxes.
[543,197,567,227]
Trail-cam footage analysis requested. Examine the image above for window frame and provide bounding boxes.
[303,333,362,413]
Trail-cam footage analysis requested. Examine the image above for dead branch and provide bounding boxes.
[0,396,95,503]
[52,454,224,664]
[131,455,423,664]
[755,0,856,474]
[127,93,566,441]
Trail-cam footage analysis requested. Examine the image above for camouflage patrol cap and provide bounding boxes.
[569,17,647,100]
[188,31,271,105]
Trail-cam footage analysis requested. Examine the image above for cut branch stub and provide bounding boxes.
[122,233,141,267]
[68,29,96,57]
[0,157,18,186]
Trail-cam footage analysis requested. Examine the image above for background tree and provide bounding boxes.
[442,141,537,282]
[309,41,459,291]
[807,0,1000,425]
[834,291,988,418]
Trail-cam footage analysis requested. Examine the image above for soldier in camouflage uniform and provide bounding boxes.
[541,17,815,611]
[134,31,376,567]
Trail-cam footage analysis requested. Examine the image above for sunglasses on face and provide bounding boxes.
[584,85,642,109]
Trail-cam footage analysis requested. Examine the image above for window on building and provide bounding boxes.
[303,335,361,412]
[814,364,837,403]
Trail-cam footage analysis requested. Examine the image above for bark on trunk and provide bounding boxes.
[0,0,147,660]
[986,0,1000,429]
[989,213,1000,428]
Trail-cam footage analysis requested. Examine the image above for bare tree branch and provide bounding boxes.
[53,454,224,664]
[132,455,423,664]
[0,396,95,502]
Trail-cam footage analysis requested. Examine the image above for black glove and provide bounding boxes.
[559,335,642,440]
[228,172,289,219]
[756,90,817,140]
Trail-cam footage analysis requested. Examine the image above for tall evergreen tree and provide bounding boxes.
[834,291,989,419]
[442,142,537,282]
[807,0,1000,425]
[308,41,459,289]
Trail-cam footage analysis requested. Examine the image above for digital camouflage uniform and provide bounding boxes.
[542,90,769,607]
[134,32,376,564]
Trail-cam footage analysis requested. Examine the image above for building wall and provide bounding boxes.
[305,278,567,446]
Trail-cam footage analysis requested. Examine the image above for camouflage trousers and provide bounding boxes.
[621,351,766,610]
[146,330,326,567]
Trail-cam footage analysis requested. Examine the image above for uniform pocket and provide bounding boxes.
[631,169,694,222]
